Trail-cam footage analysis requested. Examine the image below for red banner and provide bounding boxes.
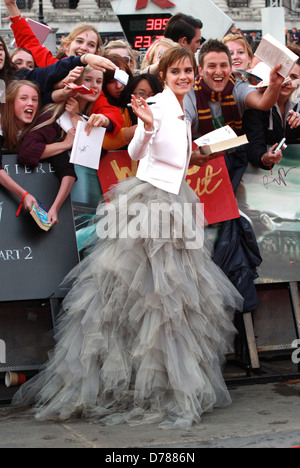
[98,151,240,225]
[136,0,175,9]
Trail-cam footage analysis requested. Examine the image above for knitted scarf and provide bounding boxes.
[194,74,242,136]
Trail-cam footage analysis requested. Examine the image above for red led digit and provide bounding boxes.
[134,36,143,48]
[154,19,163,30]
[143,36,152,48]
[146,19,154,30]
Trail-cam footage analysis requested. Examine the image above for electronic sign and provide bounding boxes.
[110,0,233,46]
[118,14,171,50]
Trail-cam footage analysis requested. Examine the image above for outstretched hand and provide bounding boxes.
[81,54,117,73]
[269,64,285,89]
[130,95,154,132]
[4,0,20,16]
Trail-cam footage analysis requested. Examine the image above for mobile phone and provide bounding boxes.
[274,137,287,153]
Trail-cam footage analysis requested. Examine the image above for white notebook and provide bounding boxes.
[70,121,106,170]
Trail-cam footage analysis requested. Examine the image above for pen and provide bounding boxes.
[127,102,155,108]
[77,112,89,121]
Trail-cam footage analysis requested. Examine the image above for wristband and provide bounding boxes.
[81,53,89,65]
[16,191,29,217]
[262,156,273,175]
[10,15,23,23]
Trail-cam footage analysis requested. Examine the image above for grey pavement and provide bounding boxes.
[0,380,300,448]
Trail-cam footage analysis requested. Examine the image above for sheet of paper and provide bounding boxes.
[114,68,129,86]
[194,126,237,147]
[70,121,106,170]
[56,111,75,133]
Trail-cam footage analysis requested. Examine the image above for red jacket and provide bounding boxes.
[11,17,123,136]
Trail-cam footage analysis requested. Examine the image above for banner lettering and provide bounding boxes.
[98,151,240,225]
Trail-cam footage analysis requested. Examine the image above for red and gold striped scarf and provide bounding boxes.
[194,74,242,135]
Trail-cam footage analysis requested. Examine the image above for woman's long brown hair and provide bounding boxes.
[1,80,40,153]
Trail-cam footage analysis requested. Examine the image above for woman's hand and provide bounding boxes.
[4,0,20,17]
[63,127,76,149]
[84,114,110,136]
[287,109,300,129]
[81,54,117,73]
[130,95,154,132]
[23,193,38,212]
[63,66,85,84]
[65,97,80,117]
[47,206,58,226]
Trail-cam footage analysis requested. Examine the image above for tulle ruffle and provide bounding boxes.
[12,178,243,429]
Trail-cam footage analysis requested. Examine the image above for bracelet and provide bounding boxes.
[81,53,89,65]
[10,14,23,23]
[16,191,29,217]
[262,156,273,175]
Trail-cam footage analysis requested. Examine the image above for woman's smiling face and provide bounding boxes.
[226,40,251,71]
[164,57,195,102]
[80,69,103,102]
[65,30,99,57]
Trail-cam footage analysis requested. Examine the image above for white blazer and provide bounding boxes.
[128,86,192,195]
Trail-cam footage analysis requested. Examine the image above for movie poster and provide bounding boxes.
[238,145,300,283]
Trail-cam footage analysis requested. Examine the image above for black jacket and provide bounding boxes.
[242,103,300,162]
[212,145,263,313]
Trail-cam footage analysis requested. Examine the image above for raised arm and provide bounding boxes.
[4,0,57,67]
[245,64,285,111]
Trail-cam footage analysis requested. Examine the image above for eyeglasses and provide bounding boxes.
[122,56,131,64]
[132,91,155,99]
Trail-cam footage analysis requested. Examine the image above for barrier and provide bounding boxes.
[0,154,79,374]
[0,155,79,302]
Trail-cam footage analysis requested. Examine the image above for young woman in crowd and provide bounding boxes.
[140,37,179,74]
[18,65,112,225]
[222,33,253,72]
[12,47,243,429]
[1,79,75,226]
[0,32,116,109]
[5,0,102,65]
[4,0,123,136]
[0,36,17,84]
[104,39,138,74]
[0,80,39,213]
[101,54,133,107]
[243,51,300,168]
[102,73,163,151]
[11,48,35,71]
[62,66,112,132]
